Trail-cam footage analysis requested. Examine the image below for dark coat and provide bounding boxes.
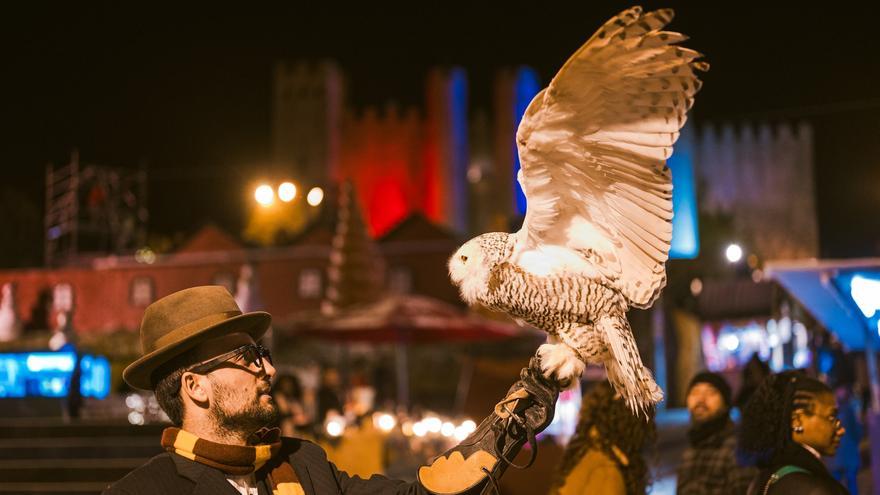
[103,437,461,495]
[677,418,756,495]
[746,444,849,495]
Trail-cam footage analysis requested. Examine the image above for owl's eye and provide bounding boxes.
[460,255,468,263]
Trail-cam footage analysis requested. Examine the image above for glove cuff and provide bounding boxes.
[417,358,561,494]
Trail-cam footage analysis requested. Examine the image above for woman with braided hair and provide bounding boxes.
[739,371,848,494]
[548,382,656,495]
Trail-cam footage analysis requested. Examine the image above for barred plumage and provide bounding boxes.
[447,6,705,413]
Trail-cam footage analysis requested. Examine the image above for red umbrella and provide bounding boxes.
[289,294,538,407]
[293,294,532,343]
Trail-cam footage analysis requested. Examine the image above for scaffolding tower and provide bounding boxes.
[44,150,148,266]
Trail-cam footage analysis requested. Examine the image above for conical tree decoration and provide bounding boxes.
[321,181,386,315]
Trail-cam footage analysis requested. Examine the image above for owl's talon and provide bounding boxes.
[536,343,584,389]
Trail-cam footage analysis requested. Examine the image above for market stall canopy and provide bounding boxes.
[292,294,538,343]
[766,258,880,351]
[696,279,774,322]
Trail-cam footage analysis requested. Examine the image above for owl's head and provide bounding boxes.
[448,232,513,304]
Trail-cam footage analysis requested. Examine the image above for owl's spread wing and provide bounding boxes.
[513,6,707,308]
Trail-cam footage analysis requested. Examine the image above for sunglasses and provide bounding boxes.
[186,343,272,375]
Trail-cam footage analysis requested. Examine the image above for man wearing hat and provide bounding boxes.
[676,371,756,495]
[104,286,560,495]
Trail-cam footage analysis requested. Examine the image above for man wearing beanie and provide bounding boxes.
[676,371,756,495]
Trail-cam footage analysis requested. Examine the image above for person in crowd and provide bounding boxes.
[827,383,863,494]
[734,353,770,410]
[739,370,848,494]
[548,381,656,495]
[677,371,756,495]
[317,366,344,426]
[272,374,310,438]
[103,286,560,494]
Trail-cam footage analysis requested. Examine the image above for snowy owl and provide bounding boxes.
[448,6,707,412]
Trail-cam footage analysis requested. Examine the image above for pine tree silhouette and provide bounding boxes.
[321,180,385,315]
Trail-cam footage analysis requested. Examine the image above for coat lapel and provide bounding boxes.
[171,453,242,495]
[289,451,316,495]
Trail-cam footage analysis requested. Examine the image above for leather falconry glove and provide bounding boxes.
[417,356,561,494]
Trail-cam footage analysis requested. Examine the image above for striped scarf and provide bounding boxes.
[162,427,303,495]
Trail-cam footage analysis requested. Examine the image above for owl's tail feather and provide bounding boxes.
[597,315,663,416]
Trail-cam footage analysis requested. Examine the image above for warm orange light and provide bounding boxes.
[307,187,324,206]
[278,182,297,202]
[255,185,274,207]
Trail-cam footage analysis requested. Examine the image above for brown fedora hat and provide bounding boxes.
[123,285,271,390]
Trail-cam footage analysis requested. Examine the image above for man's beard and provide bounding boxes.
[208,377,279,441]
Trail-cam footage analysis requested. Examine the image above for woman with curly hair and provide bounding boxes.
[548,381,656,495]
[739,371,848,494]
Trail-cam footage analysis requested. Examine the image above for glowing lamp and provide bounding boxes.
[255,185,274,207]
[423,416,442,433]
[725,244,743,263]
[278,182,297,203]
[376,413,396,432]
[307,187,324,207]
[326,418,345,437]
[440,422,455,437]
[401,421,414,437]
[412,421,428,437]
[720,333,740,352]
[128,411,145,425]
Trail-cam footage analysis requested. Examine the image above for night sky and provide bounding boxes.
[3,2,879,261]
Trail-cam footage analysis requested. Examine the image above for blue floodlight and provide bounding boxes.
[667,125,700,259]
[511,67,541,216]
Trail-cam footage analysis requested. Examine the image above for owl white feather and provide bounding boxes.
[448,6,707,413]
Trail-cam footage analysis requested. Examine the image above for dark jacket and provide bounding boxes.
[677,417,756,495]
[103,437,469,495]
[746,444,849,495]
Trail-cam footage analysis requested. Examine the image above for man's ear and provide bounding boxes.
[181,371,210,405]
